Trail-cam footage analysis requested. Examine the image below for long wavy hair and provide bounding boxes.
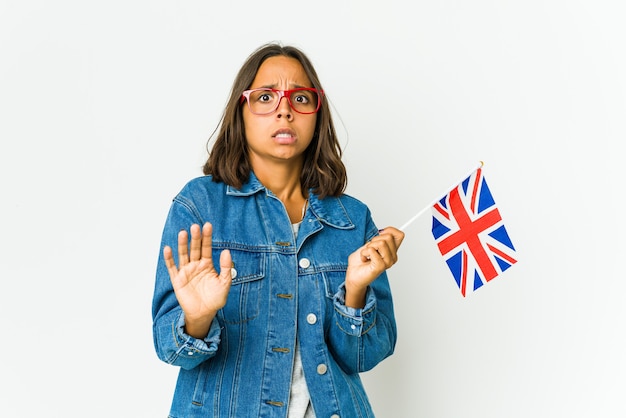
[203,43,347,199]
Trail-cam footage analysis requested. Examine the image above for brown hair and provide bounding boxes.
[203,43,347,199]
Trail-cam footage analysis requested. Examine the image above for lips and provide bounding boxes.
[275,133,294,139]
[272,128,297,144]
[272,128,296,138]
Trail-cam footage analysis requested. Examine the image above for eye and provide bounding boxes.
[293,91,312,104]
[258,92,273,103]
[250,89,276,104]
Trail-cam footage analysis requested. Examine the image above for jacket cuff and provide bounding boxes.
[333,283,377,336]
[174,312,222,355]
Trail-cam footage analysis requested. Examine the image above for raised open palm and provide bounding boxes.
[163,223,232,329]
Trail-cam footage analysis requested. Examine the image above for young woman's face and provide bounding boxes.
[242,56,318,167]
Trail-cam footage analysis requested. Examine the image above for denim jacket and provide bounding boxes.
[152,173,397,418]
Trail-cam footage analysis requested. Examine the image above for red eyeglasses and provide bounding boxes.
[241,88,323,115]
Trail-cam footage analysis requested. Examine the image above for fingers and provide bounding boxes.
[188,223,202,261]
[163,245,178,279]
[378,226,405,248]
[201,222,214,261]
[362,241,396,268]
[173,222,215,269]
[364,227,405,269]
[177,228,190,267]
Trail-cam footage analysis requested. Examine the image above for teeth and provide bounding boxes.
[275,133,292,138]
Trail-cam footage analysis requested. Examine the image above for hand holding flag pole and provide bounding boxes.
[399,161,485,231]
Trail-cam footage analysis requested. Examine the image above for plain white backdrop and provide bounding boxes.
[1,1,625,417]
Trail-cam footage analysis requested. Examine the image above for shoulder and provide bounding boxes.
[337,193,369,210]
[333,193,372,219]
[171,175,227,208]
[336,194,379,238]
[177,175,225,196]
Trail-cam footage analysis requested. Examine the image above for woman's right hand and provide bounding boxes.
[163,222,232,338]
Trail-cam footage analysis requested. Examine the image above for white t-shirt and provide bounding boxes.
[288,222,315,417]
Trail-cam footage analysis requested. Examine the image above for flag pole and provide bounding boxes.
[399,161,484,231]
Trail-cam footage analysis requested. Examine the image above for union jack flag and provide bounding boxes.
[431,167,517,296]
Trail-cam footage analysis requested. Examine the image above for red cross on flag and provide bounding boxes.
[431,166,517,296]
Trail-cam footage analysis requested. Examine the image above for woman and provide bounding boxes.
[152,43,404,418]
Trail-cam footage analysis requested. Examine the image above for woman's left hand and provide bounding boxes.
[344,227,405,308]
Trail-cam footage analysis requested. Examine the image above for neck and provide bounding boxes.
[251,158,308,223]
[251,157,304,202]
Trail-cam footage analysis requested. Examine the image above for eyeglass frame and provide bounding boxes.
[240,87,324,115]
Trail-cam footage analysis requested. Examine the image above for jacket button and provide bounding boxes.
[316,364,327,375]
[230,268,237,279]
[331,415,340,418]
[306,313,317,324]
[298,258,311,268]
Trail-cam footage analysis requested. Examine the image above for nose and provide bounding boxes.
[276,94,293,119]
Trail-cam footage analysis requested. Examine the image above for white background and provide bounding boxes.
[1,1,625,417]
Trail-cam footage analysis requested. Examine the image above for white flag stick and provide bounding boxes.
[399,161,484,231]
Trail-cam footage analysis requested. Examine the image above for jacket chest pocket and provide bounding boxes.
[321,264,349,299]
[218,249,266,324]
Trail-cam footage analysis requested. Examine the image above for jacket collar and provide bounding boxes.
[226,172,355,230]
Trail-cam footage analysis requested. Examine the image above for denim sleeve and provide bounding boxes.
[153,308,222,370]
[326,218,398,375]
[152,192,222,370]
[329,275,397,375]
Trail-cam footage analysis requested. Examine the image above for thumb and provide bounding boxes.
[380,226,405,247]
[219,249,233,280]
